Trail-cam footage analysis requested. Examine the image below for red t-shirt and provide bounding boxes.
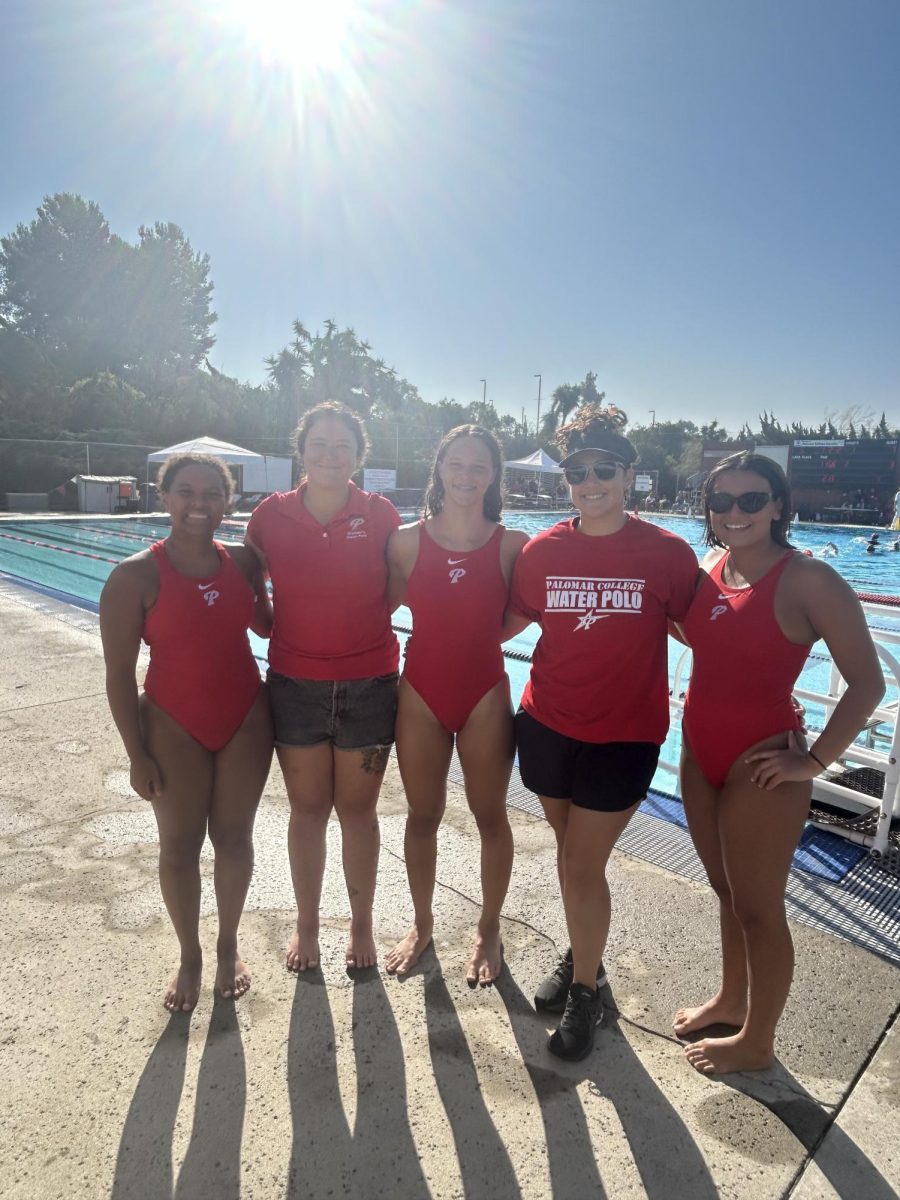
[510,516,698,744]
[246,482,401,680]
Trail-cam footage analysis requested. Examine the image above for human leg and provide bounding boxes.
[685,749,810,1074]
[141,697,214,1012]
[385,680,454,976]
[673,744,749,1035]
[333,743,391,968]
[456,679,515,985]
[208,690,273,997]
[277,743,335,970]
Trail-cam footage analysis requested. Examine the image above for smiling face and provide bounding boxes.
[437,435,497,509]
[161,464,229,537]
[566,451,632,528]
[707,469,782,550]
[301,414,360,488]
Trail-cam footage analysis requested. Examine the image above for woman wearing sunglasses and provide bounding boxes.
[505,406,698,1060]
[675,451,884,1074]
[385,426,528,985]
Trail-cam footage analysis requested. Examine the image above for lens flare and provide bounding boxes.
[214,0,358,71]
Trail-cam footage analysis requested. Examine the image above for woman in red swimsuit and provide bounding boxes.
[676,451,884,1074]
[101,455,273,1013]
[385,426,527,985]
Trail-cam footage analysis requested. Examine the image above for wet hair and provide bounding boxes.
[156,453,235,504]
[293,401,369,464]
[701,451,792,549]
[555,404,637,466]
[423,425,504,522]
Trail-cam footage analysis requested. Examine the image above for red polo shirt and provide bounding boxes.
[246,482,401,680]
[510,516,697,744]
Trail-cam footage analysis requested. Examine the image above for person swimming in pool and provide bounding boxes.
[100,454,273,1012]
[674,451,884,1074]
[385,426,528,985]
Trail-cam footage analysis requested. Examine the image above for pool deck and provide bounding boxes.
[1,580,898,1200]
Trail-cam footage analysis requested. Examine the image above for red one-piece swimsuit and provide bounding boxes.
[403,522,509,733]
[682,551,811,788]
[143,541,262,751]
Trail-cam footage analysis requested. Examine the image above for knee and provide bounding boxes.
[731,896,785,933]
[289,794,333,825]
[471,806,511,839]
[208,823,254,858]
[159,833,205,870]
[407,807,443,838]
[562,848,606,892]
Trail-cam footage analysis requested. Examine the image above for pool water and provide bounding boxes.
[2,512,898,798]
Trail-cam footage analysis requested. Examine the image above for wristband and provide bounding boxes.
[808,749,827,771]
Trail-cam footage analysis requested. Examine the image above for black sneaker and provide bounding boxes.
[534,947,608,1013]
[547,983,604,1061]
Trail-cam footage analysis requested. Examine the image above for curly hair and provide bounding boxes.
[423,425,504,522]
[555,404,637,465]
[156,453,235,504]
[293,401,370,464]
[702,451,793,549]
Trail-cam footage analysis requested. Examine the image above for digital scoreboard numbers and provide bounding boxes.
[790,439,899,489]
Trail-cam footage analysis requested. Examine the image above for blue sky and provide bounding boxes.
[2,0,898,432]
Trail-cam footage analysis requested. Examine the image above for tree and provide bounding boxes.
[0,193,134,382]
[128,222,217,389]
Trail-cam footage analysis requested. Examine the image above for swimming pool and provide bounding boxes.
[2,512,898,798]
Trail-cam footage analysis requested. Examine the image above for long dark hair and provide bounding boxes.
[423,425,504,522]
[702,451,792,549]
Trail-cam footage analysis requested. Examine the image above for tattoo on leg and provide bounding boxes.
[360,745,390,775]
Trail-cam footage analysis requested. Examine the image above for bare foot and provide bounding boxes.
[215,949,251,1000]
[286,923,320,973]
[673,994,747,1036]
[385,922,433,976]
[684,1032,775,1075]
[164,955,202,1013]
[346,920,378,970]
[466,929,503,988]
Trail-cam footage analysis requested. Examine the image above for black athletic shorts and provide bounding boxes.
[514,708,659,812]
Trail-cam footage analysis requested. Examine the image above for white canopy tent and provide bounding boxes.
[146,436,292,500]
[503,449,563,474]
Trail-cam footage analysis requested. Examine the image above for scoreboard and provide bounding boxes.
[789,439,898,490]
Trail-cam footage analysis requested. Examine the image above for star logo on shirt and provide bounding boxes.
[574,611,609,631]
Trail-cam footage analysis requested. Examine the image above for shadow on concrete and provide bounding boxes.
[495,972,720,1200]
[350,966,431,1197]
[111,1012,191,1200]
[174,994,246,1199]
[422,953,521,1199]
[728,1065,898,1199]
[286,971,354,1198]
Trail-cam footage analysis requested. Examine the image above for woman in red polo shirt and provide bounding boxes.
[246,402,400,972]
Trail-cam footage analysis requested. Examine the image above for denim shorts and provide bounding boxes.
[267,670,399,750]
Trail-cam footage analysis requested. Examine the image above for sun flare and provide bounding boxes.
[214,0,358,72]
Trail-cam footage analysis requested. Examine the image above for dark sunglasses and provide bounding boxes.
[563,462,622,485]
[707,490,773,514]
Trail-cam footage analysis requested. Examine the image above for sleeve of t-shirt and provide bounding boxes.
[666,538,700,622]
[509,540,542,621]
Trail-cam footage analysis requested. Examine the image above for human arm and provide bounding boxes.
[98,560,163,802]
[748,562,885,789]
[386,524,419,613]
[502,532,539,641]
[228,544,273,637]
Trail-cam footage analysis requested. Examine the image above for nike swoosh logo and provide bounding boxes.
[718,593,730,600]
[198,582,215,589]
[447,558,467,565]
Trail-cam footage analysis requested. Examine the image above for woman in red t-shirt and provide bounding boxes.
[505,406,698,1061]
[101,455,273,1013]
[246,402,400,973]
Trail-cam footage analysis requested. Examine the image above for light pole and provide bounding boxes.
[649,409,656,427]
[480,378,487,407]
[534,373,542,436]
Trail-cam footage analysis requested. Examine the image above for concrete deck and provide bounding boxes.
[1,582,898,1200]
